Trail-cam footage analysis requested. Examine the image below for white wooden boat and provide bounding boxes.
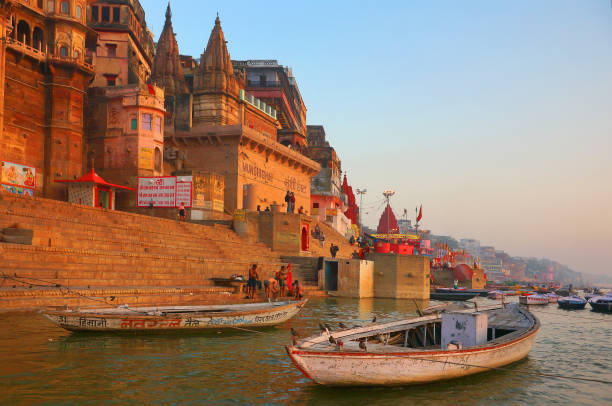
[41,299,308,332]
[286,304,539,386]
[518,294,549,305]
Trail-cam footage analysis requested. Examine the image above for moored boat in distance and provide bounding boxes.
[430,290,478,301]
[588,293,612,313]
[286,304,539,386]
[488,290,505,300]
[545,293,559,303]
[519,294,549,305]
[41,299,308,332]
[557,296,587,310]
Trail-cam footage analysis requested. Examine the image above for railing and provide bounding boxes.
[247,80,281,88]
[6,39,95,72]
[6,39,47,61]
[48,54,94,72]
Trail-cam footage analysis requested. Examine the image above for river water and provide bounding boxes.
[0,297,610,405]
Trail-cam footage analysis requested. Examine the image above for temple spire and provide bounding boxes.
[165,2,172,23]
[151,1,188,97]
[194,15,238,94]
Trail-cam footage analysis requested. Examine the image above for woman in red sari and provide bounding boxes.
[286,263,293,297]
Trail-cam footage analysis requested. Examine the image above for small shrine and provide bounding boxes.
[55,170,135,210]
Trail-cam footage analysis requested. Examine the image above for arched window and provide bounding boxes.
[60,1,69,14]
[76,5,82,19]
[59,45,68,58]
[154,147,162,172]
[16,20,30,45]
[33,27,44,51]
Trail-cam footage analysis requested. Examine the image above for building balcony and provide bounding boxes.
[6,38,47,62]
[7,38,94,73]
[48,54,95,74]
[247,80,281,88]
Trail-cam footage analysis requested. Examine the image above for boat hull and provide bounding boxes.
[557,301,586,310]
[430,292,478,301]
[286,326,538,386]
[41,300,307,332]
[519,296,548,305]
[589,301,612,313]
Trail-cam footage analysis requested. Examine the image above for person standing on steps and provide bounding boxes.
[330,244,339,258]
[178,202,186,222]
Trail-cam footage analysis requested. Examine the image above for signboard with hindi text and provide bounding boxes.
[176,176,193,208]
[137,177,177,207]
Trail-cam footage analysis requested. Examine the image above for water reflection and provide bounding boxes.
[0,298,610,405]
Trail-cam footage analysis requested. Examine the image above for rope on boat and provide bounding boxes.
[409,356,612,385]
[229,326,268,334]
[0,271,150,314]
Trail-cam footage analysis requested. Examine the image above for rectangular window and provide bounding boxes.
[104,74,117,86]
[154,116,162,133]
[105,44,117,58]
[130,118,138,130]
[112,7,120,23]
[141,113,152,131]
[101,6,110,22]
[91,6,98,21]
[37,0,43,8]
[313,203,320,208]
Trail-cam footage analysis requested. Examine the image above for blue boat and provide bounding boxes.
[557,296,587,310]
[589,293,612,313]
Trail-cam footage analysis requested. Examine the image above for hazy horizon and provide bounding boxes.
[140,0,612,276]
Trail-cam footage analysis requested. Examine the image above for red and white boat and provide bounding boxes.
[545,293,559,303]
[519,294,549,305]
[286,304,539,386]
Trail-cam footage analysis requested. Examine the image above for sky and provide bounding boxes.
[139,0,612,277]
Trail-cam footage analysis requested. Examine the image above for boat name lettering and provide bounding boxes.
[206,316,248,326]
[120,318,182,329]
[184,317,200,327]
[79,317,107,328]
[254,311,288,323]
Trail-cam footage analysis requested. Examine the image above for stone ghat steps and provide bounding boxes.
[0,286,240,312]
[0,286,326,312]
[0,192,279,259]
[0,193,241,238]
[281,257,319,285]
[0,206,278,260]
[309,220,356,259]
[0,244,285,290]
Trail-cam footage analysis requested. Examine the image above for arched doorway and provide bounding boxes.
[301,224,309,252]
[16,20,30,45]
[32,27,44,51]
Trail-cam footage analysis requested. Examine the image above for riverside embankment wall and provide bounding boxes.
[0,192,287,311]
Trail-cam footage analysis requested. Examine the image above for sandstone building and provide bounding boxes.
[84,0,165,208]
[0,0,96,199]
[152,9,319,213]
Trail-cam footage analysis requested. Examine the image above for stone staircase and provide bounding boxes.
[0,192,303,310]
[309,220,356,259]
[281,256,321,287]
